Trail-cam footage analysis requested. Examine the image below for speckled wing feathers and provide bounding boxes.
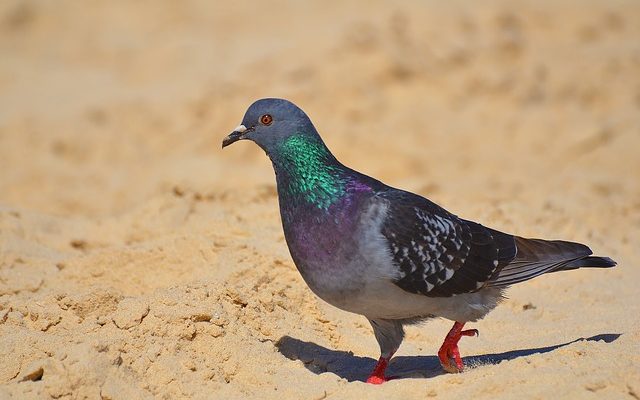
[377,190,517,297]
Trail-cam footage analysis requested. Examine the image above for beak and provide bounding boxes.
[222,125,251,149]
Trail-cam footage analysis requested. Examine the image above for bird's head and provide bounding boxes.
[222,98,318,155]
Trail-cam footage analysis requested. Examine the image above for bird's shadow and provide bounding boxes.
[275,333,621,382]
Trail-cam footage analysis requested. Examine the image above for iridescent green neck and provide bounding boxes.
[275,135,346,209]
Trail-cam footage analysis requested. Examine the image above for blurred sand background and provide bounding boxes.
[1,0,639,399]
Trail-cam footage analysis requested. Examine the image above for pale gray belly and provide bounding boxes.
[298,257,505,323]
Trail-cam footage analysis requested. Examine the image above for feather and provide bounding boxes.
[486,237,616,287]
[377,190,517,297]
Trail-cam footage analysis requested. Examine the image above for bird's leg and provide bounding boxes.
[366,318,404,384]
[438,321,479,373]
[366,355,394,384]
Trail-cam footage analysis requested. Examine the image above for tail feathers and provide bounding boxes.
[487,237,616,288]
[561,256,617,270]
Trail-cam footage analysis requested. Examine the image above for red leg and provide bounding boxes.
[366,356,396,384]
[438,322,479,373]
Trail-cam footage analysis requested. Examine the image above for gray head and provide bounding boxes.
[222,98,319,154]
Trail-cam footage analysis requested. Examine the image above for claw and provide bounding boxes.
[461,329,479,337]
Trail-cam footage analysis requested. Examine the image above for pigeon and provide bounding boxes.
[222,98,617,384]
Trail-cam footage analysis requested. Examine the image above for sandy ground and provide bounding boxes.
[1,1,639,399]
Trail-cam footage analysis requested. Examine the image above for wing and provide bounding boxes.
[377,190,517,297]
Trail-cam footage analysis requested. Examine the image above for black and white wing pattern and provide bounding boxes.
[377,190,517,297]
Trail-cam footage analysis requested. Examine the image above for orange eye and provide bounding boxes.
[260,114,273,126]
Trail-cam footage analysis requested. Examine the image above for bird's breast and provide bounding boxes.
[279,196,400,312]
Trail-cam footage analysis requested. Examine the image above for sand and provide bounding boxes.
[1,0,639,399]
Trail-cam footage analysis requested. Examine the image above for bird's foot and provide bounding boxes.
[366,375,390,385]
[438,322,478,373]
[366,356,397,384]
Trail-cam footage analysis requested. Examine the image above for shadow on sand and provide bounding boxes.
[275,333,621,382]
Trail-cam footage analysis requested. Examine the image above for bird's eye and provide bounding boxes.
[260,114,273,126]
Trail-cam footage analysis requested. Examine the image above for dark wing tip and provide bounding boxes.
[567,255,617,269]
